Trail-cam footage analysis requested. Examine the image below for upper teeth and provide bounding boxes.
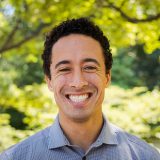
[69,94,88,102]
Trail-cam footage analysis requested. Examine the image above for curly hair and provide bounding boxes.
[42,17,113,79]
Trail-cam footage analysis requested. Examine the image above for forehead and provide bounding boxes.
[51,34,104,64]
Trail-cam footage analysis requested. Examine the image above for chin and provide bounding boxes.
[66,112,93,123]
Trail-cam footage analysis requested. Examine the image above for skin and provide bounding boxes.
[46,34,111,151]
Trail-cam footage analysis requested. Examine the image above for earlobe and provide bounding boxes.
[45,75,53,91]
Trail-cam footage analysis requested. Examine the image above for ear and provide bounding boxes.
[45,75,53,92]
[105,70,111,88]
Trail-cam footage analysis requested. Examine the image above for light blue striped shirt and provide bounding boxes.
[0,116,160,160]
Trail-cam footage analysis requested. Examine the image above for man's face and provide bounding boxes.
[46,34,110,122]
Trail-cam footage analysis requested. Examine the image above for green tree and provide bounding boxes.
[0,0,160,56]
[112,45,160,90]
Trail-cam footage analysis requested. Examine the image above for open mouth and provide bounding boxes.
[65,93,92,103]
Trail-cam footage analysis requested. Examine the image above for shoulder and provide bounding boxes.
[0,126,51,160]
[111,123,160,159]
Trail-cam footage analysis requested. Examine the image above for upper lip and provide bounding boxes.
[65,92,90,95]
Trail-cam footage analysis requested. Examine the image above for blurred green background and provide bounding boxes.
[0,0,160,152]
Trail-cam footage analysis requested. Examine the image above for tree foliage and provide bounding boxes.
[0,0,160,56]
[104,86,160,140]
[112,46,160,90]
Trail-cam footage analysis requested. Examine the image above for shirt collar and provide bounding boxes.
[48,116,70,149]
[93,116,118,147]
[48,115,118,149]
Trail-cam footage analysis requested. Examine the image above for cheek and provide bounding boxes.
[87,73,107,88]
[52,76,67,92]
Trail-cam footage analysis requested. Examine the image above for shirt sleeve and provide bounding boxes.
[0,152,11,160]
[152,149,160,160]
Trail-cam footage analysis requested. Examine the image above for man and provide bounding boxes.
[0,18,160,160]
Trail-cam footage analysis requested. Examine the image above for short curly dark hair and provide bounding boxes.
[42,17,113,79]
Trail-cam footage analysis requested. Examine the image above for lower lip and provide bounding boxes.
[67,97,90,108]
[71,101,87,108]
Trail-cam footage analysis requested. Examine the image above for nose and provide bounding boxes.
[69,69,88,89]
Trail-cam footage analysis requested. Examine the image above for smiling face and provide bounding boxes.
[46,34,110,123]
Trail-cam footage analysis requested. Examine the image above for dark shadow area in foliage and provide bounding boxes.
[5,108,28,130]
[15,61,44,87]
[112,45,160,90]
[0,54,44,88]
[132,45,160,91]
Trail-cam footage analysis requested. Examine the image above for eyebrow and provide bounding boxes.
[83,58,100,66]
[55,60,70,69]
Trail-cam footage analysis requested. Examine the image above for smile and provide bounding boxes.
[69,94,88,102]
[65,93,92,103]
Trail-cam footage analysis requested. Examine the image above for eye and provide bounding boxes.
[58,67,71,72]
[83,66,97,72]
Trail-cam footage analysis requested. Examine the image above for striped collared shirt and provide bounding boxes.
[0,116,160,160]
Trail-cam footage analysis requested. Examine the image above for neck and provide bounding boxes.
[59,113,103,152]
